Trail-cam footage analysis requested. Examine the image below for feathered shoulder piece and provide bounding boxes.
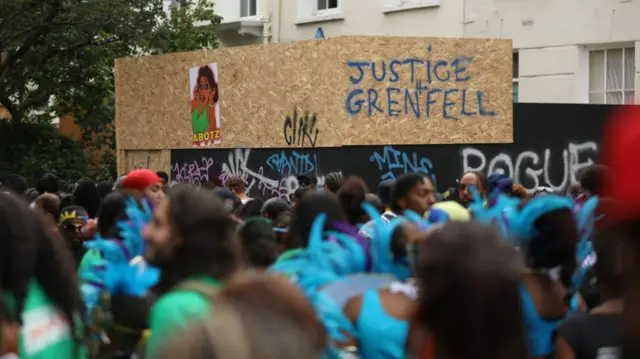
[512,194,574,243]
[81,197,158,296]
[83,197,152,264]
[360,203,443,281]
[361,203,407,276]
[572,196,599,289]
[117,197,153,260]
[270,213,369,295]
[468,186,521,241]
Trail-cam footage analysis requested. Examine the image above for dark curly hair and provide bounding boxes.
[226,176,245,193]
[287,192,345,249]
[0,193,84,357]
[238,218,278,269]
[337,176,368,225]
[416,221,526,359]
[155,185,241,295]
[73,179,101,219]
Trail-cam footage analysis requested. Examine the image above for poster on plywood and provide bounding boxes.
[189,63,221,147]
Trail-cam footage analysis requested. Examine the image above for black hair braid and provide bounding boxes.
[34,219,85,357]
[0,193,84,358]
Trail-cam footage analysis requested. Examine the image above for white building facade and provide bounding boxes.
[212,0,640,104]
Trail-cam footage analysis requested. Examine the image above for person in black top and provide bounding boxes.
[555,233,625,359]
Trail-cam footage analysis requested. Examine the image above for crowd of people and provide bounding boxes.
[2,108,640,359]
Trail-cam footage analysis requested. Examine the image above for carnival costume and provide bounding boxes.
[271,203,445,359]
[469,187,598,357]
[79,197,159,352]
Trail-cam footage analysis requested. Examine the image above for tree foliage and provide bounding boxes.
[0,121,87,184]
[0,0,221,179]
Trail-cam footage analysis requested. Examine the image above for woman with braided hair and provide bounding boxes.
[324,172,345,194]
[0,192,86,359]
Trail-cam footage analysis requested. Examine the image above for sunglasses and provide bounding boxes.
[63,223,84,233]
[458,183,474,191]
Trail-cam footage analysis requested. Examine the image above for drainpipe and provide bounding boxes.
[262,15,272,44]
[274,0,282,43]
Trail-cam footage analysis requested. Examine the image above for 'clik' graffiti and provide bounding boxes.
[282,109,321,148]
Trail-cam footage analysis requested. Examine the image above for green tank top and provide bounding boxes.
[3,280,86,359]
[191,107,209,134]
[146,276,222,357]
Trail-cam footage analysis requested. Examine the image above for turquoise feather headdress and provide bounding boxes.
[513,194,574,243]
[572,196,600,291]
[468,185,521,241]
[80,197,160,327]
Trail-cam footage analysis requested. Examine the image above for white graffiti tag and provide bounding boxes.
[218,149,326,200]
[461,142,598,192]
[171,157,214,184]
[219,149,281,196]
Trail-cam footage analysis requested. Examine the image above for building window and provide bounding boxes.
[241,0,257,18]
[317,0,339,12]
[589,47,635,104]
[296,0,343,25]
[513,52,519,103]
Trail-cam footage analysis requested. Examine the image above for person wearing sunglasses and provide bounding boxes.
[456,171,488,207]
[59,205,90,266]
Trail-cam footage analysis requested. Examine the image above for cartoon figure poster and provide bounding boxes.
[189,63,221,147]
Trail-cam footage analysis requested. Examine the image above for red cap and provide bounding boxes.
[600,105,640,227]
[121,169,161,191]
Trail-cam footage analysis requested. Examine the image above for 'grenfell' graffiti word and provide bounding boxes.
[345,46,496,120]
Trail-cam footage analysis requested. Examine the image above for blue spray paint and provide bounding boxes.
[344,46,496,120]
[369,146,437,185]
[266,151,318,176]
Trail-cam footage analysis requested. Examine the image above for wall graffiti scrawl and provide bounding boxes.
[461,142,597,192]
[369,145,437,186]
[171,147,339,200]
[282,109,320,148]
[171,103,618,198]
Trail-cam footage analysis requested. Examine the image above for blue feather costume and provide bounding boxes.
[470,188,589,356]
[271,204,445,358]
[79,197,160,345]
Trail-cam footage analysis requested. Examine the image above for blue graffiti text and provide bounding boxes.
[266,151,318,176]
[369,146,437,184]
[344,46,496,120]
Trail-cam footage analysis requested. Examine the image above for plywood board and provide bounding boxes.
[118,149,171,177]
[115,36,512,149]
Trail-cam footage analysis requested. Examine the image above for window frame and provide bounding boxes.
[240,0,258,19]
[588,47,635,105]
[315,0,341,16]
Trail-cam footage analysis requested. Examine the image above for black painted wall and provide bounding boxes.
[171,103,614,199]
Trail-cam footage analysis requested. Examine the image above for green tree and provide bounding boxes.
[0,0,221,179]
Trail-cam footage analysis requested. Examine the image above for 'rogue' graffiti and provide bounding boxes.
[461,141,598,192]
